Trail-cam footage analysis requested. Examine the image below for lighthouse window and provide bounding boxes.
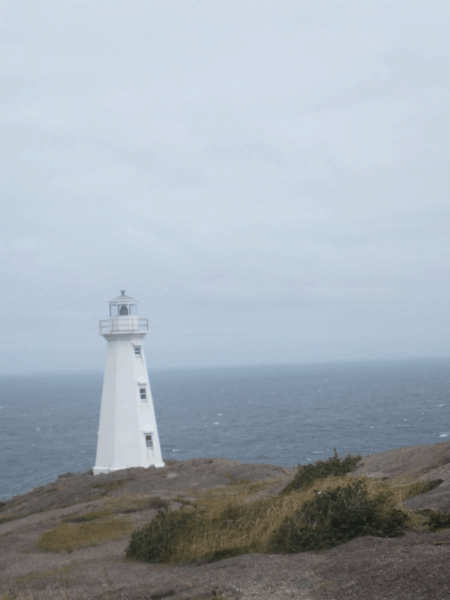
[145,434,153,448]
[109,305,118,317]
[140,388,147,401]
[134,347,141,356]
[119,304,129,316]
[130,304,137,315]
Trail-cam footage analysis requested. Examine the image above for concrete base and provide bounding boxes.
[93,462,165,476]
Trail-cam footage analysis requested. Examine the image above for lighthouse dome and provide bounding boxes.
[109,290,138,317]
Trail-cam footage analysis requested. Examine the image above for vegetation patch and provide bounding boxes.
[283,449,362,494]
[126,450,434,564]
[426,510,450,532]
[37,516,133,552]
[271,479,409,553]
[127,509,199,562]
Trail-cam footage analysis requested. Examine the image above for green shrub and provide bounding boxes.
[126,508,198,562]
[283,449,362,494]
[271,479,408,553]
[426,510,450,532]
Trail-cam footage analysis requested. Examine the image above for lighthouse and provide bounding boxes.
[93,291,164,475]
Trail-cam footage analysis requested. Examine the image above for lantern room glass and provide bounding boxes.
[109,299,137,318]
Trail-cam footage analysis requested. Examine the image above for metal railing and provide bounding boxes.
[99,318,149,335]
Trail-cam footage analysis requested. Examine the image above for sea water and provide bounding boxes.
[1,359,449,499]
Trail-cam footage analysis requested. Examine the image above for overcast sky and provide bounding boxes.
[1,1,450,374]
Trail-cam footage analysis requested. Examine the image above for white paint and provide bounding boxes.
[93,291,164,475]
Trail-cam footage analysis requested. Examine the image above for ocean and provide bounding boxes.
[1,359,449,500]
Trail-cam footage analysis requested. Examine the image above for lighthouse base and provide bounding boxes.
[93,462,165,476]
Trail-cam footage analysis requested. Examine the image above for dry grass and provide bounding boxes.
[37,516,133,552]
[159,475,433,562]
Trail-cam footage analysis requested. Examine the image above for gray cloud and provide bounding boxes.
[1,1,450,373]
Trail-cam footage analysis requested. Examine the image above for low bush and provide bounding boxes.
[283,449,362,494]
[126,508,199,562]
[426,510,450,532]
[271,479,408,553]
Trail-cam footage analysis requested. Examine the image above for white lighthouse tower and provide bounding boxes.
[93,291,164,475]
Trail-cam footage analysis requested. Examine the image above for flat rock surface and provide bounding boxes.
[354,440,450,481]
[1,443,450,599]
[355,440,450,512]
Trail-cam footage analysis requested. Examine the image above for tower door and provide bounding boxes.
[145,433,154,462]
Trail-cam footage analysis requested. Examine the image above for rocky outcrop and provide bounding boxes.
[355,440,450,513]
[1,442,450,600]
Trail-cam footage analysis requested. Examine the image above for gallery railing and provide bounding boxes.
[99,318,149,335]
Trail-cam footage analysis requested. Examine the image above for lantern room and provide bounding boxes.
[100,291,148,335]
[109,290,138,317]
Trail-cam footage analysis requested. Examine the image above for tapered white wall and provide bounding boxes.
[94,332,164,474]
